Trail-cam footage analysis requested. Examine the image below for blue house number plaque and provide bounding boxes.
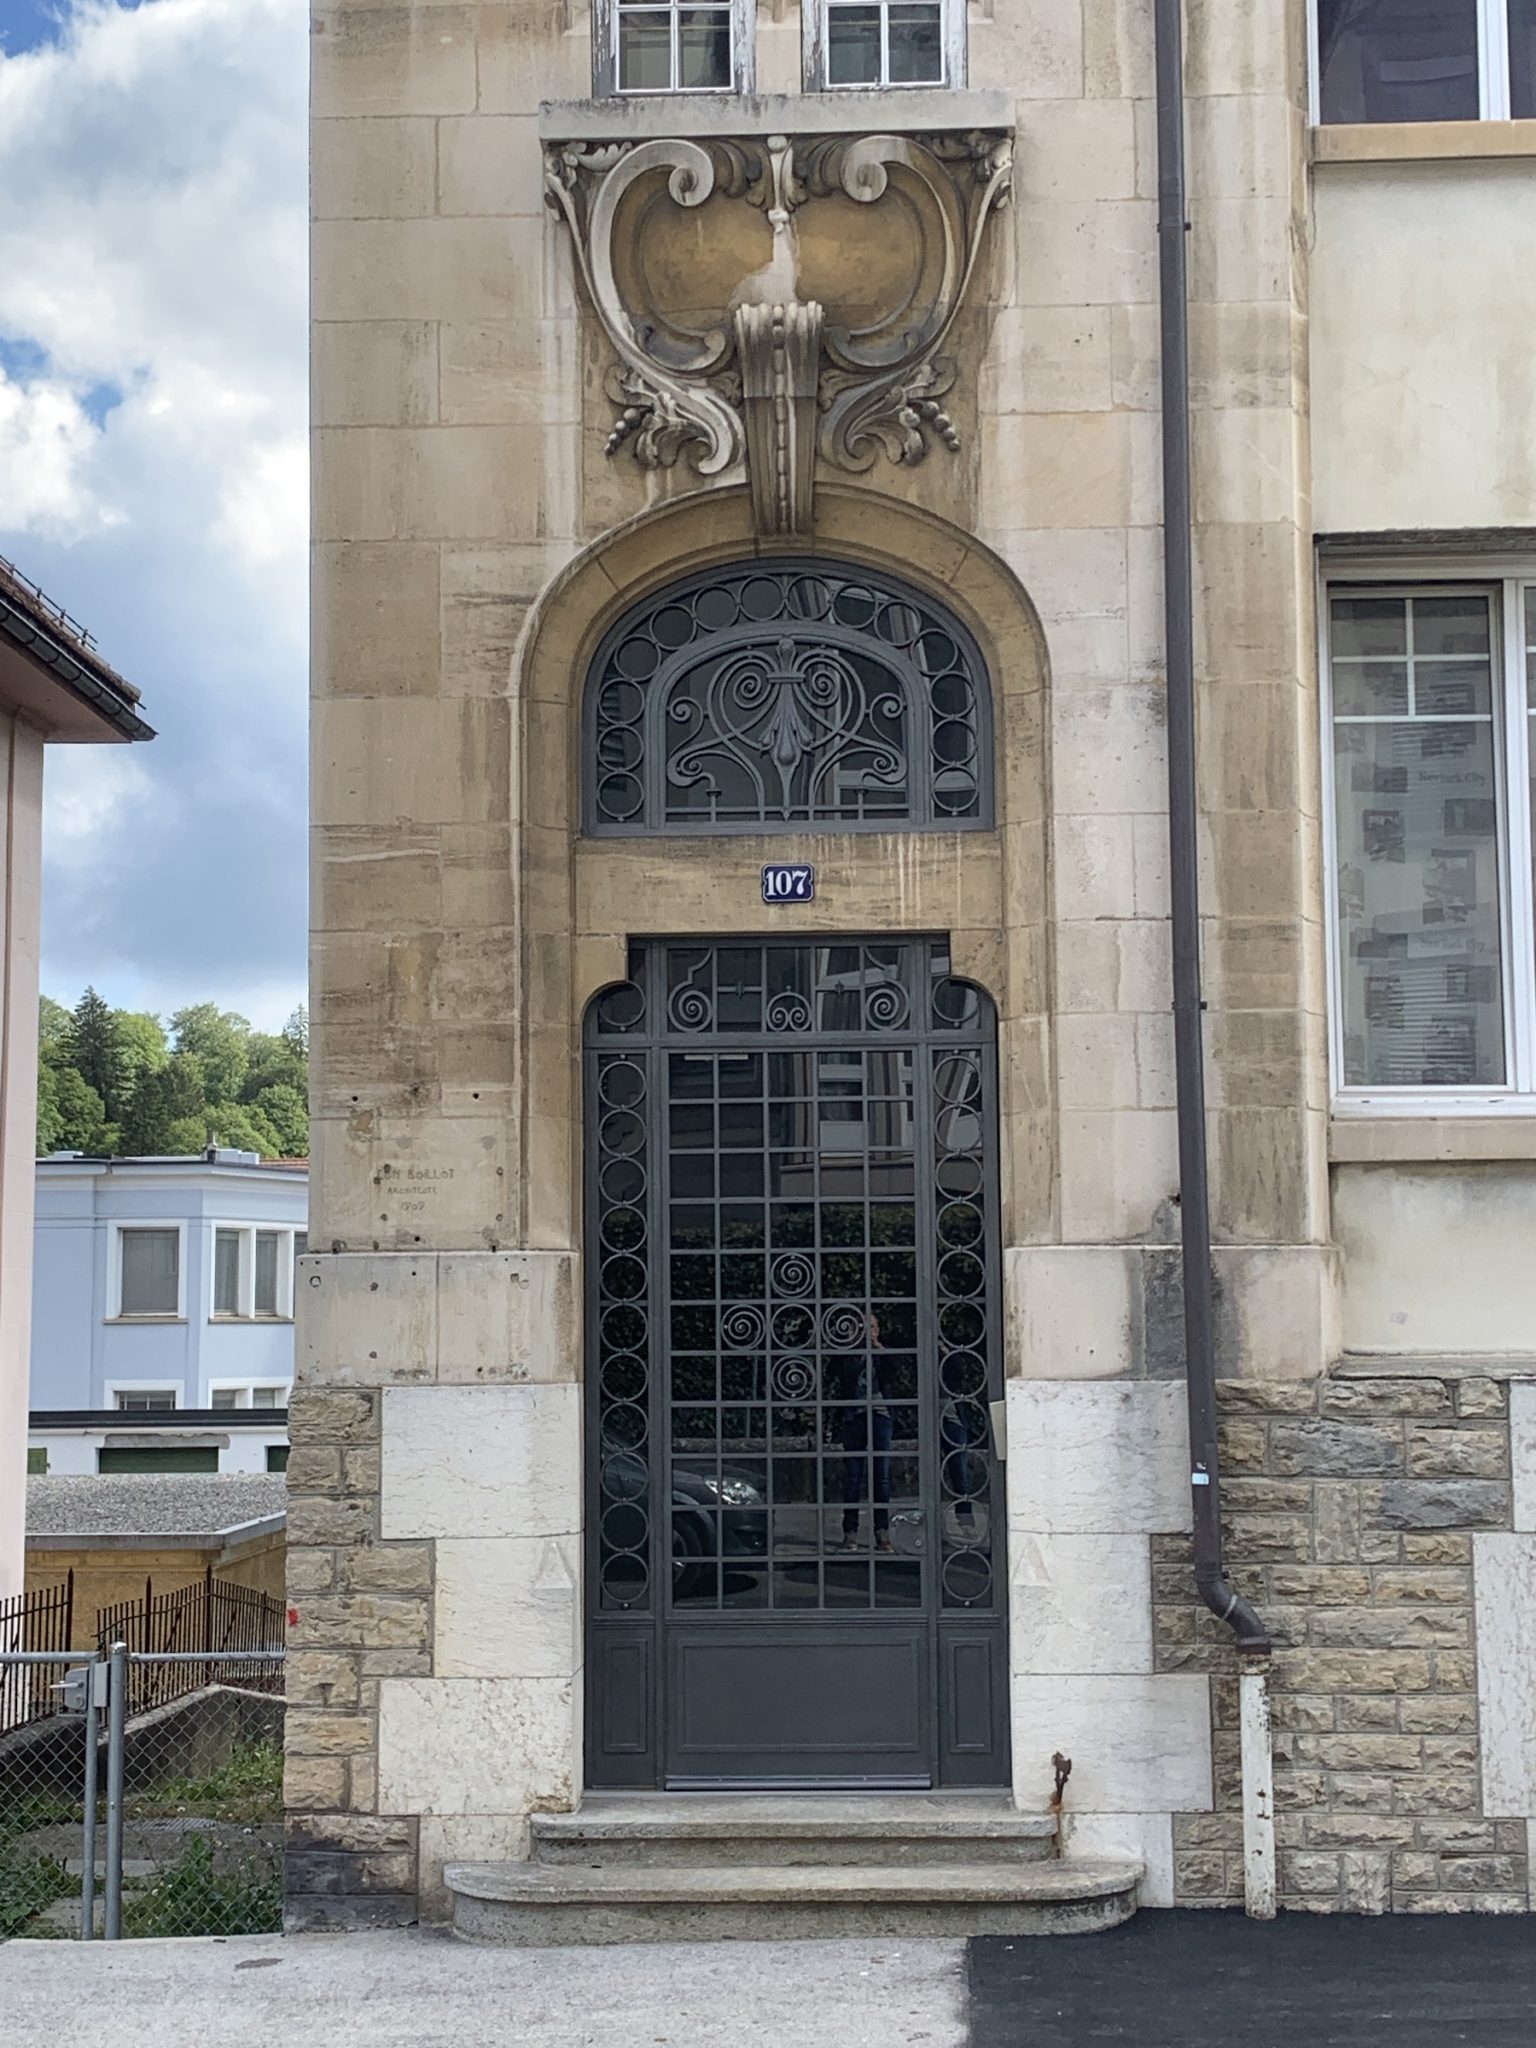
[762,863,815,904]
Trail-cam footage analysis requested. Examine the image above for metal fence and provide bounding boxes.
[97,1573,286,1716]
[0,1645,285,1940]
[0,1577,76,1737]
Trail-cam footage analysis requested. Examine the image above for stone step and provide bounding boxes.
[532,1795,1059,1869]
[445,1857,1143,1946]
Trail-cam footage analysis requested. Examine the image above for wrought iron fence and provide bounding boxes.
[0,1576,76,1737]
[0,1645,285,1941]
[96,1572,285,1716]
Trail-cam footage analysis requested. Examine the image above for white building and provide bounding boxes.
[29,1151,306,1473]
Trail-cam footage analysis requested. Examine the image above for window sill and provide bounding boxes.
[540,88,1012,143]
[104,1316,185,1326]
[1330,1115,1536,1164]
[208,1316,294,1326]
[1312,120,1536,166]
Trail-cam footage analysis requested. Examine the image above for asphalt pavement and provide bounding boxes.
[969,1911,1536,2048]
[5,1914,1536,2046]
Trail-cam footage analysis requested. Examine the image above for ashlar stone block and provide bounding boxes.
[381,1382,580,1540]
[1006,1379,1192,1534]
[1011,1532,1154,1675]
[376,1675,579,1816]
[435,1535,580,1679]
[1474,1533,1536,1816]
[1012,1674,1212,1814]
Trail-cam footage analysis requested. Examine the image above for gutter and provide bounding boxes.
[1153,0,1277,1918]
[0,587,155,742]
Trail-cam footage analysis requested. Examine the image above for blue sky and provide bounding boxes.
[0,0,306,1030]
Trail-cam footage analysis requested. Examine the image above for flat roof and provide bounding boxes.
[26,1474,287,1543]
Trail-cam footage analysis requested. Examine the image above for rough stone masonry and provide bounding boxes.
[1157,1373,1529,1915]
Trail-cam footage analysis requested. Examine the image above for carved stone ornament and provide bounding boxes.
[544,128,1013,535]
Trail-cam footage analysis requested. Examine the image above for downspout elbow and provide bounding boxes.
[1195,1561,1271,1657]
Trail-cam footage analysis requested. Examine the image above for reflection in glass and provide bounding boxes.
[1514,0,1536,118]
[1331,592,1505,1087]
[1316,0,1479,124]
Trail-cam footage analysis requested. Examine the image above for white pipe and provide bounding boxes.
[1239,1661,1277,1919]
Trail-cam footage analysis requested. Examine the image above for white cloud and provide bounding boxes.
[0,0,308,1013]
[0,372,114,533]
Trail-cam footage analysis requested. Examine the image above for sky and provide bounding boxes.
[0,0,307,1031]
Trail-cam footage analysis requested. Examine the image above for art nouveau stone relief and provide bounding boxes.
[544,127,1013,533]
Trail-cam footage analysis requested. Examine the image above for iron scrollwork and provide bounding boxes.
[588,560,991,834]
[544,127,1013,533]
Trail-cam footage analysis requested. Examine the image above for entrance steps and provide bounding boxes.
[444,1796,1143,1945]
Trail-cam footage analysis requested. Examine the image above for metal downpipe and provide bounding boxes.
[1152,0,1271,1664]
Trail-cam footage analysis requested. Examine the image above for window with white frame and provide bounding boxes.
[596,0,748,94]
[1325,572,1536,1104]
[1313,0,1536,123]
[809,0,959,87]
[113,1387,178,1412]
[208,1225,302,1321]
[210,1384,289,1411]
[115,1227,181,1318]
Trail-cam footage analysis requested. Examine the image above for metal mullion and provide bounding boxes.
[1481,0,1511,118]
[880,0,891,86]
[1501,580,1536,1091]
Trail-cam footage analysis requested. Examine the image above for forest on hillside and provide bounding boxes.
[38,989,308,1161]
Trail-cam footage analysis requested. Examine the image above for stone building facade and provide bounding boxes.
[296,0,1536,1925]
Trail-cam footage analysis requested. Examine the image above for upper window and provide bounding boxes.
[1325,573,1536,1105]
[597,0,749,95]
[209,1223,302,1321]
[809,0,960,88]
[1314,0,1536,123]
[114,1388,178,1412]
[116,1227,180,1318]
[585,561,993,835]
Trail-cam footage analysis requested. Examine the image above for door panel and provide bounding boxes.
[586,939,1007,1789]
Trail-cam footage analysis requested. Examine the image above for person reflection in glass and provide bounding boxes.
[834,1309,895,1552]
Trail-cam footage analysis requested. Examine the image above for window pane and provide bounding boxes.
[214,1229,241,1315]
[1512,0,1536,118]
[267,1445,291,1473]
[618,9,674,89]
[828,4,882,84]
[120,1229,179,1316]
[888,2,942,82]
[678,7,730,86]
[115,1389,177,1412]
[255,1231,281,1315]
[1317,0,1480,123]
[252,1386,281,1409]
[211,1389,241,1410]
[1332,594,1505,1089]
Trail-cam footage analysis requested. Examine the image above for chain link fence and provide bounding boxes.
[0,1646,285,1940]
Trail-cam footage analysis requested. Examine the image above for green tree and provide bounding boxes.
[38,1064,112,1153]
[119,1053,207,1155]
[242,1031,305,1101]
[117,1012,169,1094]
[64,987,130,1121]
[170,1004,251,1103]
[203,1100,282,1158]
[281,1005,308,1057]
[39,995,70,1052]
[249,1083,307,1158]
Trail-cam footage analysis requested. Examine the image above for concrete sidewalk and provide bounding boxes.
[0,1930,968,2048]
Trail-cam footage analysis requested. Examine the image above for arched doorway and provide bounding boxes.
[585,937,1007,1788]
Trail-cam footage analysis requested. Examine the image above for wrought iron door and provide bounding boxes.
[586,938,1008,1789]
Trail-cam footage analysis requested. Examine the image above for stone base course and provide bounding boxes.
[1157,1375,1529,1914]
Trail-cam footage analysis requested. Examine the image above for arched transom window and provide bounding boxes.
[584,560,993,834]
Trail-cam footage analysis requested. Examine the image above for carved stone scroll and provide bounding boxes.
[544,126,1013,535]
